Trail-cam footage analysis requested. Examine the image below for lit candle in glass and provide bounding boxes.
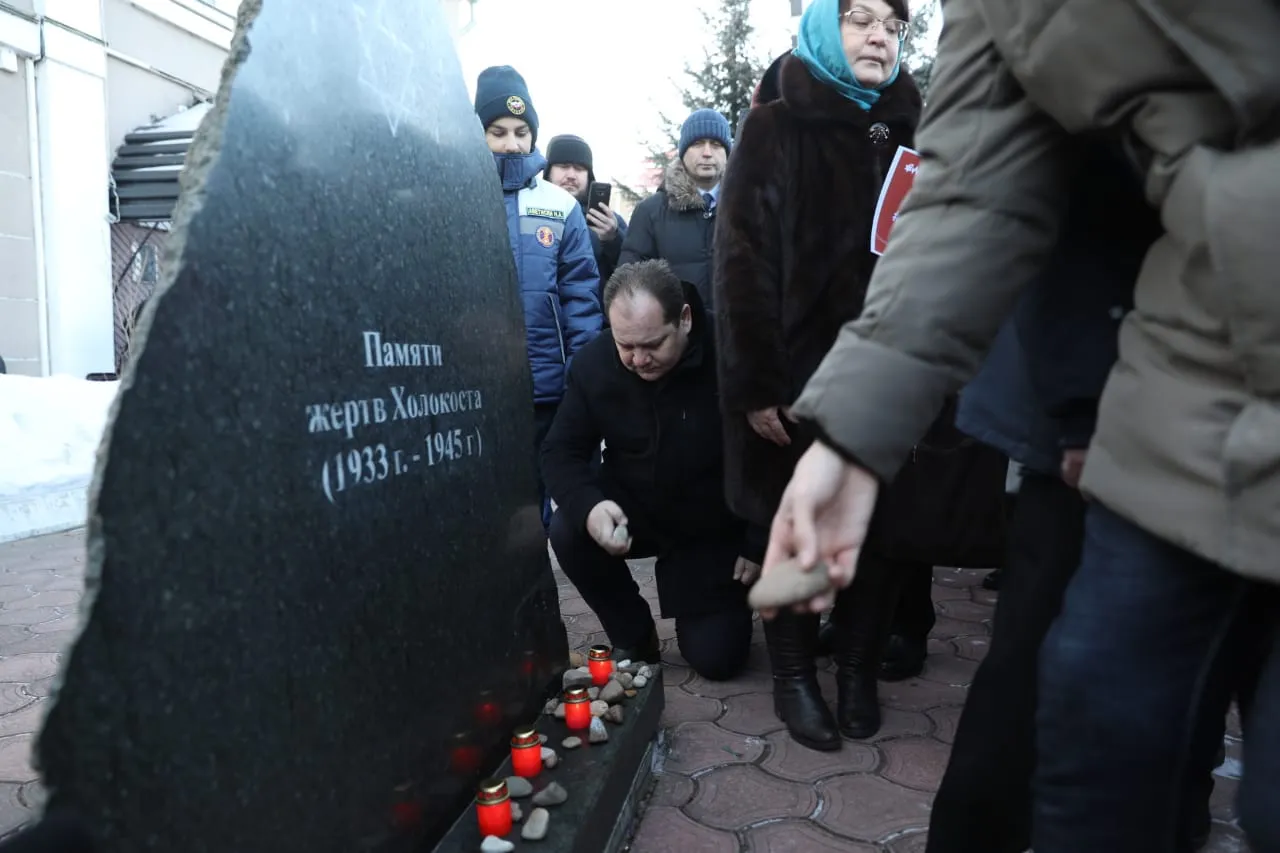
[510,723,542,778]
[588,644,613,686]
[475,778,514,838]
[563,686,591,730]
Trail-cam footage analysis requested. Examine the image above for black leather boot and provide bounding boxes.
[816,615,837,658]
[831,552,906,739]
[763,612,840,752]
[879,633,927,681]
[835,668,881,740]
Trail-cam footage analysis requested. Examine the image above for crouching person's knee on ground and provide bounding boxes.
[676,607,753,681]
[541,259,756,677]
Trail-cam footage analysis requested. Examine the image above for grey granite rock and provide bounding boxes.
[521,807,550,841]
[33,1,569,850]
[563,669,593,690]
[747,559,836,609]
[531,782,568,808]
[599,680,625,705]
[506,776,533,799]
[588,717,609,744]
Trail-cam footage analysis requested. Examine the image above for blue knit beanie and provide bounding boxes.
[678,109,732,159]
[474,66,539,145]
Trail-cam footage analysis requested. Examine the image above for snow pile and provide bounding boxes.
[0,375,119,541]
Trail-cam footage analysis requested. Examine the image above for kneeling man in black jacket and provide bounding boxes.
[542,260,755,681]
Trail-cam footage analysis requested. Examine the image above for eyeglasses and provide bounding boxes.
[839,8,910,42]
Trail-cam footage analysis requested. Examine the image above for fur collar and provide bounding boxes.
[778,54,921,129]
[660,159,713,212]
[753,53,789,107]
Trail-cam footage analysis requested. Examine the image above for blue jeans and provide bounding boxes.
[1035,502,1279,852]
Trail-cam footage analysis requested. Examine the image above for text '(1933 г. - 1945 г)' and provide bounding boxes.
[306,331,489,505]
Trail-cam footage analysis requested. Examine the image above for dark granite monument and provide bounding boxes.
[28,1,583,850]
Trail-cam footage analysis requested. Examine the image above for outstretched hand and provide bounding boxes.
[761,441,880,616]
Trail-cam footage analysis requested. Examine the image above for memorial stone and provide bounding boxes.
[33,0,567,850]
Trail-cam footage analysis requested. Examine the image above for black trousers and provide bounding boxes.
[892,562,938,643]
[889,492,1021,645]
[533,404,558,531]
[926,471,1087,852]
[548,510,753,681]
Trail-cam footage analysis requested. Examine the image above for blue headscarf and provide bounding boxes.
[793,0,900,110]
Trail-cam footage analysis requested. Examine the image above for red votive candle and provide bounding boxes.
[510,723,542,778]
[563,686,591,730]
[475,778,513,837]
[588,644,614,686]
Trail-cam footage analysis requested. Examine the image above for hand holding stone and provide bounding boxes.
[587,501,631,556]
[747,559,837,612]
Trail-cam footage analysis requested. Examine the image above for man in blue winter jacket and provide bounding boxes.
[474,65,603,528]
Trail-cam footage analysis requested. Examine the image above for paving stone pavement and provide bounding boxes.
[0,529,84,835]
[554,559,1253,853]
[0,531,1252,851]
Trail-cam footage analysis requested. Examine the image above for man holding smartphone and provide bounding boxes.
[544,135,629,306]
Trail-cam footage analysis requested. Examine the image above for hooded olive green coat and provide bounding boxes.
[793,0,1280,584]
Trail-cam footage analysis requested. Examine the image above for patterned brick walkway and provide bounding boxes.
[0,531,1252,850]
[555,559,1251,853]
[0,530,82,834]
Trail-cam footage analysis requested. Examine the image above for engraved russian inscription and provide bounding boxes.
[314,331,489,503]
[362,331,444,368]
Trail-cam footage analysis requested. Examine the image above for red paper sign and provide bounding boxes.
[870,146,921,256]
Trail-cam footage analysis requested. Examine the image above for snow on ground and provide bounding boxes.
[0,374,118,541]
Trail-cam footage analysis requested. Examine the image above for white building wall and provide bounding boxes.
[102,0,232,152]
[35,3,115,379]
[0,12,43,377]
[2,0,477,382]
[0,0,236,380]
[0,54,42,377]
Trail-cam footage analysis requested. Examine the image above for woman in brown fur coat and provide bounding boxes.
[714,0,924,750]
